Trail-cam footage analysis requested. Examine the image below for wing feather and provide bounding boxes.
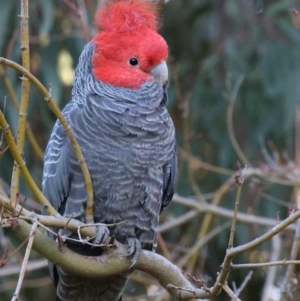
[42,102,76,213]
[161,145,177,212]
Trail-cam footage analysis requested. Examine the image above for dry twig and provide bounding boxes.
[223,73,250,167]
[0,66,43,160]
[62,0,91,42]
[228,162,246,249]
[11,0,31,207]
[279,217,300,300]
[233,270,253,299]
[223,283,242,301]
[0,259,47,277]
[0,58,94,223]
[0,111,58,216]
[11,220,38,301]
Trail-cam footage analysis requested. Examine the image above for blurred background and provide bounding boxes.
[1,0,300,300]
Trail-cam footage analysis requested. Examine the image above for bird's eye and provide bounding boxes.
[129,58,139,66]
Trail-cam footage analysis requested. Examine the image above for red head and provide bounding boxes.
[93,0,168,89]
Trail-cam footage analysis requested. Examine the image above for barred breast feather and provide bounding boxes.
[42,42,177,301]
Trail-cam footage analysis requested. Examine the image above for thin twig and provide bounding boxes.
[171,195,297,231]
[0,277,52,293]
[259,136,283,171]
[0,259,47,277]
[5,29,19,59]
[262,192,297,209]
[224,74,251,167]
[62,0,91,42]
[278,107,300,300]
[77,0,92,41]
[260,234,281,301]
[232,259,300,269]
[157,232,172,262]
[209,212,300,300]
[172,62,206,204]
[0,66,43,160]
[0,233,31,267]
[0,179,42,211]
[233,270,253,298]
[11,220,38,301]
[177,221,231,268]
[0,58,94,222]
[228,163,245,249]
[190,177,235,271]
[0,191,98,240]
[179,148,235,176]
[158,210,199,233]
[279,217,300,300]
[11,0,31,207]
[0,111,58,216]
[223,283,242,301]
[294,106,300,169]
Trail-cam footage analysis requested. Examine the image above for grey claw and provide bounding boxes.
[93,224,110,245]
[127,238,141,270]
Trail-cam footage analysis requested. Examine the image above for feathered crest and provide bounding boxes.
[95,0,161,33]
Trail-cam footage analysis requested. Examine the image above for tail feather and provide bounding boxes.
[55,266,128,301]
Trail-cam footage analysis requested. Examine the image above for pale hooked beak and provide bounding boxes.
[150,61,168,86]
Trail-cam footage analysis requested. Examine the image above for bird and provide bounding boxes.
[42,0,177,300]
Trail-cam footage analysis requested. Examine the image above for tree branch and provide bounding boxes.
[0,57,94,223]
[0,111,58,216]
[11,220,38,301]
[0,66,43,161]
[11,218,199,300]
[10,0,31,207]
[170,194,297,231]
[0,192,97,239]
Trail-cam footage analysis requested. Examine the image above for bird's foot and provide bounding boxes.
[93,224,110,245]
[126,238,141,270]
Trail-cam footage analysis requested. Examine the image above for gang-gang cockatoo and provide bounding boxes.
[43,1,177,300]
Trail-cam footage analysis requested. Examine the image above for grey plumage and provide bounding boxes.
[43,41,177,300]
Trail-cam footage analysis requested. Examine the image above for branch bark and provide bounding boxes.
[12,218,199,300]
[11,0,31,207]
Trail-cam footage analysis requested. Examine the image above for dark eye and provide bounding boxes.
[129,58,139,66]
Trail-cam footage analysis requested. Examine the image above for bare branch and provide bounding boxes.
[228,163,246,249]
[171,194,296,231]
[177,221,231,268]
[0,112,58,216]
[232,259,300,269]
[261,234,281,301]
[224,74,251,167]
[11,220,38,301]
[62,0,91,42]
[279,217,300,300]
[11,0,31,207]
[0,259,47,277]
[223,283,242,301]
[11,218,198,300]
[0,57,94,223]
[233,270,253,298]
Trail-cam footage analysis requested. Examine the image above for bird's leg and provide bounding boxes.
[126,238,141,270]
[93,224,110,245]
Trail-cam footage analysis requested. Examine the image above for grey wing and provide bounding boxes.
[42,101,88,219]
[42,119,70,213]
[43,102,85,285]
[161,146,177,212]
[42,112,70,286]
